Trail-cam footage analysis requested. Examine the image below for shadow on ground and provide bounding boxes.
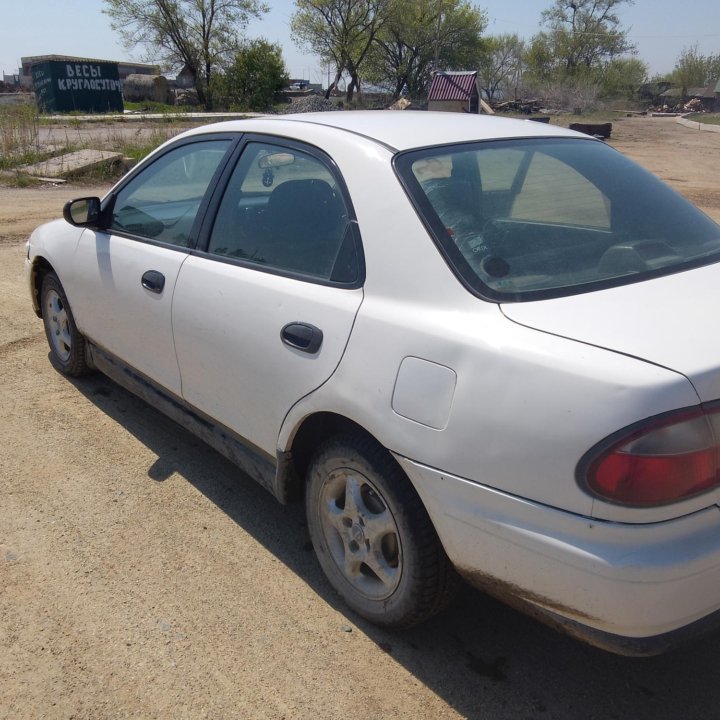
[72,368,720,720]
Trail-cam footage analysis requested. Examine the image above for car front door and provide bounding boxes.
[171,139,364,455]
[69,137,234,395]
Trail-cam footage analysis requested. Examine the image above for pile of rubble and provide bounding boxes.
[646,104,683,114]
[281,95,337,114]
[491,98,544,114]
[388,97,412,111]
[647,98,707,114]
[683,98,705,112]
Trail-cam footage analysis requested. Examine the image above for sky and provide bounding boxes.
[1,0,719,85]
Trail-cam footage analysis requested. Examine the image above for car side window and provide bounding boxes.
[110,140,231,247]
[475,147,525,191]
[511,152,610,229]
[208,142,357,282]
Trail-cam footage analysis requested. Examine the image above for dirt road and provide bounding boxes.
[2,116,720,720]
[610,115,720,221]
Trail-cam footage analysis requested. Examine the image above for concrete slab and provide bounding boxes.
[44,111,262,122]
[676,116,720,133]
[19,149,123,178]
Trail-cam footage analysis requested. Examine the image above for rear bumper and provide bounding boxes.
[395,456,720,655]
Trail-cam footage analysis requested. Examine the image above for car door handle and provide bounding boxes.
[141,270,165,294]
[281,322,323,354]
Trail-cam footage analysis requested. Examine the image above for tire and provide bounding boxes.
[40,273,90,377]
[306,434,459,628]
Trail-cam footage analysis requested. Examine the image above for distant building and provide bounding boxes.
[428,71,481,113]
[659,80,720,111]
[658,87,683,105]
[20,54,159,90]
[2,73,20,88]
[172,64,196,90]
[695,80,720,111]
[638,81,673,105]
[30,58,124,113]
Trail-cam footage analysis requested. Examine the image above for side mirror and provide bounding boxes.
[63,197,101,227]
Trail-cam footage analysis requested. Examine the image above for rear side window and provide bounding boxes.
[207,142,359,283]
[395,138,720,301]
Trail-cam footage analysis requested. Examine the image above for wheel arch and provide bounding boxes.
[276,411,389,504]
[29,256,57,318]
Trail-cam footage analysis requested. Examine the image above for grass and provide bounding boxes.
[0,103,183,182]
[124,100,195,114]
[101,126,180,162]
[492,108,631,128]
[688,113,720,126]
[549,109,633,127]
[0,105,42,170]
[2,172,43,188]
[123,100,194,115]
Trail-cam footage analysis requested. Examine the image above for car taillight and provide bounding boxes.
[584,407,720,506]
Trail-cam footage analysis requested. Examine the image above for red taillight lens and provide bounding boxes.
[586,408,720,506]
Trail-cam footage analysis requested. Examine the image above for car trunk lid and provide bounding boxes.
[501,263,720,403]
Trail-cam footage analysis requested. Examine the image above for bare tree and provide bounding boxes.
[366,0,487,100]
[477,34,525,103]
[292,0,391,102]
[103,0,267,110]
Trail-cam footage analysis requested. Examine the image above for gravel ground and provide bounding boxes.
[1,115,720,720]
[281,96,337,113]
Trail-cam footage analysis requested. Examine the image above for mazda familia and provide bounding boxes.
[26,111,720,655]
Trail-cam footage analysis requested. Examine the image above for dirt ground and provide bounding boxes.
[610,116,720,222]
[2,116,720,720]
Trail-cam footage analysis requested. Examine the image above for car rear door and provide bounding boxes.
[171,138,364,456]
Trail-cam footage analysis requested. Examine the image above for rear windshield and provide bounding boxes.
[394,138,720,301]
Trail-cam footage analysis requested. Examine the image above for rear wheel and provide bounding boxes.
[40,273,90,377]
[306,434,459,628]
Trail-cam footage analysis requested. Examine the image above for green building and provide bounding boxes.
[31,59,123,113]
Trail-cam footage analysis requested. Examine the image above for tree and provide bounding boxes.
[365,0,487,99]
[477,34,524,103]
[523,33,556,85]
[599,56,647,99]
[214,39,288,110]
[103,0,267,110]
[526,0,635,83]
[671,45,720,96]
[292,0,391,102]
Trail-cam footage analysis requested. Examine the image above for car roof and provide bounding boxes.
[188,111,589,153]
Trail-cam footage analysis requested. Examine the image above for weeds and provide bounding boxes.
[0,110,180,182]
[106,126,180,161]
[124,100,192,114]
[0,105,41,169]
[5,172,42,188]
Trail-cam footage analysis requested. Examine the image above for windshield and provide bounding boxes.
[395,138,720,301]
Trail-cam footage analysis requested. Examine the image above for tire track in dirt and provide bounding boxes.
[0,333,43,358]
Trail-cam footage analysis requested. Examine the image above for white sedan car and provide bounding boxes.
[26,112,720,655]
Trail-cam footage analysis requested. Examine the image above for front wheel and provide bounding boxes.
[40,272,90,377]
[306,435,459,628]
